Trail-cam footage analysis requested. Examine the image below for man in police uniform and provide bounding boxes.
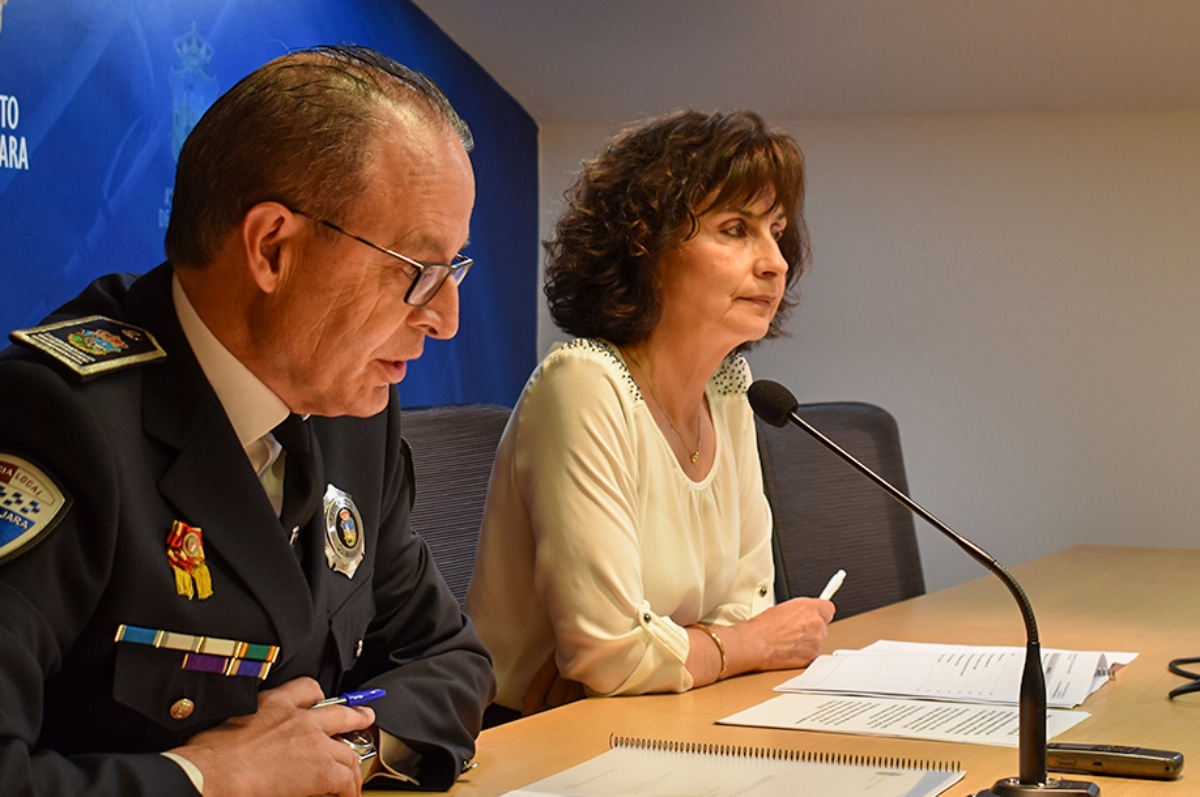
[0,46,494,796]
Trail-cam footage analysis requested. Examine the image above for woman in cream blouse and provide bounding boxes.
[466,110,835,723]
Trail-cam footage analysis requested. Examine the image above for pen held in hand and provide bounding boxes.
[310,688,386,709]
[819,569,846,601]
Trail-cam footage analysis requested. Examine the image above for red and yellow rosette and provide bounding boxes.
[166,520,213,600]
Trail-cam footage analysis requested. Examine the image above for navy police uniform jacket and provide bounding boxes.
[0,265,495,795]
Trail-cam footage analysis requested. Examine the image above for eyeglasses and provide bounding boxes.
[292,209,473,307]
[1168,656,1200,699]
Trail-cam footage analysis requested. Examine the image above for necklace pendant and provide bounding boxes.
[690,451,699,464]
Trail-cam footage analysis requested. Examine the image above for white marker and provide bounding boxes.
[819,569,846,601]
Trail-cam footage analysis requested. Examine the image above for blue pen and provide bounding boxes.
[310,688,386,709]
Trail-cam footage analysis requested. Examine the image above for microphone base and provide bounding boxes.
[973,777,1100,796]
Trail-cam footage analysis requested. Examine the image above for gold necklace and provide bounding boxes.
[624,350,702,464]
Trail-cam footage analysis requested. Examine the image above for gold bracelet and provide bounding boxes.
[693,623,728,680]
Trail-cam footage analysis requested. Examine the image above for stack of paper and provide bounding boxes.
[777,640,1136,708]
[719,641,1138,748]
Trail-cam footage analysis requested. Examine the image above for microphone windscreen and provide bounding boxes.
[748,380,800,427]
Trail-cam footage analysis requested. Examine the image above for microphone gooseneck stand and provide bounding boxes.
[747,380,1098,797]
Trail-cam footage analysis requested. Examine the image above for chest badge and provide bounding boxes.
[166,520,213,600]
[322,484,364,578]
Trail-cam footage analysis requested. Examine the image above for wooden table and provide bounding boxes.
[406,545,1200,796]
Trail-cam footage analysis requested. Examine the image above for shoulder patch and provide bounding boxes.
[10,315,165,381]
[0,455,72,563]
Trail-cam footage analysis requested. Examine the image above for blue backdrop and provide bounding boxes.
[0,0,538,407]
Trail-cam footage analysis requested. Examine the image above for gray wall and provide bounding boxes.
[538,109,1200,591]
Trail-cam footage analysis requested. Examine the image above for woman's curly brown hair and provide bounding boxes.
[544,109,811,347]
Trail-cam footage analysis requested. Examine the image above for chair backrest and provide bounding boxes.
[756,401,925,619]
[401,403,511,605]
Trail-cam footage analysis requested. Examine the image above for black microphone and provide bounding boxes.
[748,379,1098,797]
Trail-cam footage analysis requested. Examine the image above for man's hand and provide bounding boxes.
[168,677,375,797]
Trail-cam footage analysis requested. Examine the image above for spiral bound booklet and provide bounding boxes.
[500,735,964,797]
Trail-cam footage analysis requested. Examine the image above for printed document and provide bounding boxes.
[774,640,1137,708]
[720,693,1090,747]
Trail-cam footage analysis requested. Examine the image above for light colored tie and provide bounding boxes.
[246,433,285,516]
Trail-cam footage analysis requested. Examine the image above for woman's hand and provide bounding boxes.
[522,653,586,716]
[686,598,835,686]
[743,597,835,671]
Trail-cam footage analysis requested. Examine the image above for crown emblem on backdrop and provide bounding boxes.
[174,24,214,74]
[0,0,9,37]
[169,22,218,164]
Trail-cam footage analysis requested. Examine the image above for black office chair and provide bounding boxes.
[756,402,925,619]
[401,403,511,605]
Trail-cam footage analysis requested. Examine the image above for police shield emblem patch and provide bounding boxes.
[10,315,166,380]
[0,455,71,563]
